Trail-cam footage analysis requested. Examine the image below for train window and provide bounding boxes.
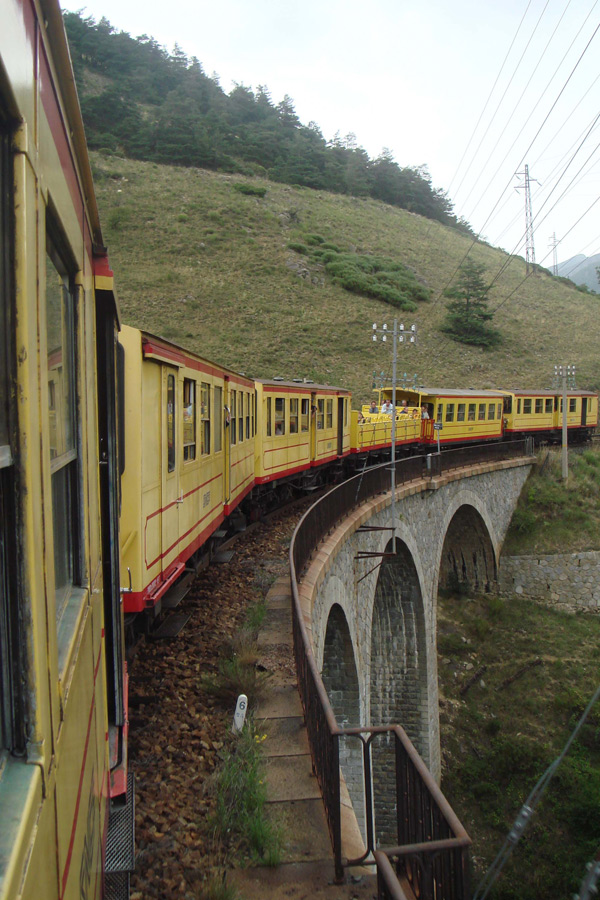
[214,386,222,452]
[478,404,486,420]
[545,398,553,414]
[488,404,495,419]
[497,403,502,420]
[201,383,210,454]
[246,393,250,440]
[503,396,512,414]
[569,398,577,413]
[290,398,299,433]
[301,398,309,431]
[230,391,236,444]
[183,379,196,461]
[345,398,349,426]
[326,399,333,429]
[457,404,465,422]
[535,398,543,414]
[523,399,532,414]
[266,396,272,437]
[517,399,521,414]
[238,392,243,443]
[46,241,82,622]
[166,374,176,472]
[317,399,324,429]
[436,405,442,424]
[275,398,285,435]
[445,404,454,422]
[468,404,476,422]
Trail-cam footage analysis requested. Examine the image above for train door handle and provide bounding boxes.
[176,491,184,504]
[120,567,132,598]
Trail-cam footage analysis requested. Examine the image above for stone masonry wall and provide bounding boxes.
[499,550,600,609]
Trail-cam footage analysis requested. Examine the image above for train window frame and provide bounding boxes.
[230,390,237,444]
[214,386,222,453]
[266,395,272,437]
[166,373,176,472]
[289,398,299,434]
[436,405,443,424]
[503,396,512,414]
[445,404,455,422]
[497,403,502,420]
[457,404,465,422]
[317,399,324,430]
[275,397,285,435]
[246,392,250,440]
[535,398,543,414]
[467,403,476,422]
[46,229,84,628]
[523,399,532,415]
[201,382,210,454]
[569,397,577,413]
[326,399,333,429]
[488,403,495,420]
[517,399,521,414]
[478,403,486,421]
[545,398,553,414]
[183,378,196,461]
[301,398,309,432]
[238,391,243,443]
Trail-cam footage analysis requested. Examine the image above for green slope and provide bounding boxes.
[93,152,600,404]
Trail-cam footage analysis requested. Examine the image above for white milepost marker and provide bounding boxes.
[232,694,248,734]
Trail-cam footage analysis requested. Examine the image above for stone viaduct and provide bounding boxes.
[297,456,533,841]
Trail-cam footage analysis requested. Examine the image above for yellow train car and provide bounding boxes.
[351,409,420,455]
[254,380,351,489]
[501,389,598,442]
[0,1,131,897]
[119,326,255,615]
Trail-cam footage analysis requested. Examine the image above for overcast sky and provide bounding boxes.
[60,0,600,271]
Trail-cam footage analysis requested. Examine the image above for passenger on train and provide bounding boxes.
[421,405,430,419]
[369,400,378,414]
[381,399,394,414]
[399,400,409,414]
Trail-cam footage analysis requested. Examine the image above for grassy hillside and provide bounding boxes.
[93,152,600,405]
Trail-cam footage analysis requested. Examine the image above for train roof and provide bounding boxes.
[502,388,597,396]
[383,386,506,398]
[256,378,351,394]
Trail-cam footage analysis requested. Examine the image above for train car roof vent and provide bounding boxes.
[273,375,284,381]
[292,378,302,383]
[303,378,314,384]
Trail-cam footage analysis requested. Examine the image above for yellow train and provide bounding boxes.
[0,0,132,898]
[2,0,598,895]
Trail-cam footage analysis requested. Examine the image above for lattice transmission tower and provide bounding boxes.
[515,165,538,274]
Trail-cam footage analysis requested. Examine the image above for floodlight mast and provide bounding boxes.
[554,364,576,482]
[371,320,417,552]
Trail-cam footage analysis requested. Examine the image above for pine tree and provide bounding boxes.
[442,260,501,348]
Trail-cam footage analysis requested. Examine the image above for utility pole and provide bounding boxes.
[554,365,576,482]
[371,321,417,552]
[549,232,559,277]
[515,165,539,274]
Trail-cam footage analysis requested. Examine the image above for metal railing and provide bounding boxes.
[289,440,534,895]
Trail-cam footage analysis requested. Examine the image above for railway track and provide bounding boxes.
[128,498,315,899]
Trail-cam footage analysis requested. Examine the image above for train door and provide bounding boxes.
[337,397,344,455]
[162,368,179,573]
[310,392,317,460]
[582,397,588,426]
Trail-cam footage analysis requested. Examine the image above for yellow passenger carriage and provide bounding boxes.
[0,1,131,897]
[119,326,255,615]
[254,380,351,489]
[501,389,598,442]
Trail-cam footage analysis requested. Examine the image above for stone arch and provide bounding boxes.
[321,603,365,839]
[438,502,497,596]
[369,537,428,844]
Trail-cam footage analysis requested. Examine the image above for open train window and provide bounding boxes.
[266,396,271,437]
[326,399,333,429]
[301,398,309,432]
[230,391,236,444]
[545,398,553,414]
[517,399,521,414]
[238,392,243,443]
[503,397,512,414]
[183,378,196,461]
[246,393,250,440]
[166,373,176,471]
[317,399,324,429]
[275,398,285,435]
